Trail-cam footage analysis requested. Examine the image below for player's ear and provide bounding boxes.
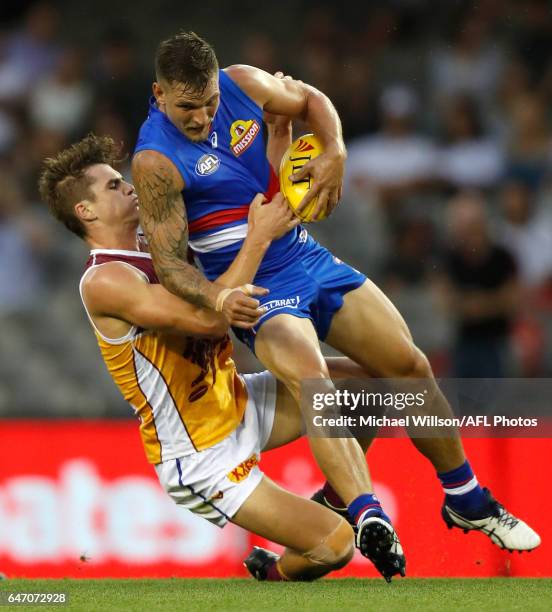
[153,81,165,105]
[75,200,96,222]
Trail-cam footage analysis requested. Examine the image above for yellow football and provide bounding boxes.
[279,133,325,222]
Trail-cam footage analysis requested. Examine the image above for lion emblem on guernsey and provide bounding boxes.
[182,336,230,402]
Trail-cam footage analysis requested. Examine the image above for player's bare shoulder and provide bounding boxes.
[224,64,274,106]
[81,262,147,318]
[226,64,306,118]
[225,64,303,88]
[224,64,261,81]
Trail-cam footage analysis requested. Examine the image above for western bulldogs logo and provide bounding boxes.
[195,153,220,176]
[229,119,260,156]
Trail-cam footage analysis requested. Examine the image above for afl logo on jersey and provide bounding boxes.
[230,119,260,156]
[195,153,220,176]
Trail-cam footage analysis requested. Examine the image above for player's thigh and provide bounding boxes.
[255,314,330,391]
[326,279,425,377]
[325,356,377,452]
[264,379,304,451]
[265,358,373,451]
[232,475,352,552]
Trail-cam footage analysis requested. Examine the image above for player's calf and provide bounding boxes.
[244,517,355,581]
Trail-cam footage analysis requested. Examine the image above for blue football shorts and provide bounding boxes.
[233,236,366,353]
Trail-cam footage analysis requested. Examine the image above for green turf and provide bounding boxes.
[0,578,550,611]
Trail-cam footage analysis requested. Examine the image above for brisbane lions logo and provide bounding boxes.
[229,119,260,156]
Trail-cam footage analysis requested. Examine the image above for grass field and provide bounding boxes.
[0,578,550,611]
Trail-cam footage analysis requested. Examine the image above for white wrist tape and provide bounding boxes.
[215,284,257,312]
[239,283,255,296]
[215,288,235,312]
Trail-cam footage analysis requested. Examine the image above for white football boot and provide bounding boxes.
[442,487,541,552]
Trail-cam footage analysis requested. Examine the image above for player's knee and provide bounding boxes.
[330,519,356,569]
[296,365,330,384]
[392,342,432,379]
[303,518,355,570]
[286,368,332,401]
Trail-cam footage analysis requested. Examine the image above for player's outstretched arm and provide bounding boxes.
[82,262,229,338]
[132,150,263,326]
[226,64,346,220]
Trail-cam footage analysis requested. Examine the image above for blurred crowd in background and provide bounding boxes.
[0,0,551,417]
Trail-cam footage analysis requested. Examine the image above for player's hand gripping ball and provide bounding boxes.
[279,134,326,222]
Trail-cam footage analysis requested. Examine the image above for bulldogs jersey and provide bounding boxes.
[134,69,305,281]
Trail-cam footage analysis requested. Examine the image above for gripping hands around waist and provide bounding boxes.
[215,284,268,329]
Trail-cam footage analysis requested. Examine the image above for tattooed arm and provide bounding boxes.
[131,150,264,326]
[132,150,217,308]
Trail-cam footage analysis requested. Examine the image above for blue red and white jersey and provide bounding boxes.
[134,69,305,281]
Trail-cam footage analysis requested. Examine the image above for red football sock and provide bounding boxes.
[266,559,288,581]
[323,481,347,509]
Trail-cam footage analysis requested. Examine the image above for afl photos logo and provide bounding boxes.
[230,119,260,156]
[195,153,220,176]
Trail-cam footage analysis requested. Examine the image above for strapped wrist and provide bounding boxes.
[215,284,255,312]
[215,288,235,312]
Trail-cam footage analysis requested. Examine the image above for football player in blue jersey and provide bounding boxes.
[39,132,370,583]
[131,31,540,576]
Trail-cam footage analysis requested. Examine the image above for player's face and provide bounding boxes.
[155,76,220,142]
[86,164,139,225]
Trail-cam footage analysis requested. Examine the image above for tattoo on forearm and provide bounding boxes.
[133,161,213,308]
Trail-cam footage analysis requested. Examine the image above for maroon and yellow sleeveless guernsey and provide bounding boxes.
[79,249,248,464]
